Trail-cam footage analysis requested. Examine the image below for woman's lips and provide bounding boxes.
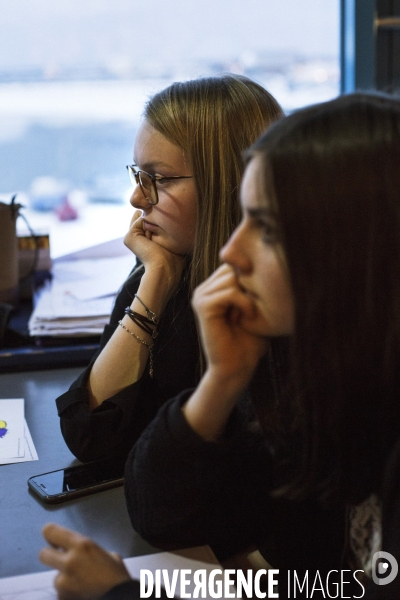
[142,219,159,232]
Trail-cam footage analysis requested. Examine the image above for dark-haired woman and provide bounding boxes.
[125,93,400,598]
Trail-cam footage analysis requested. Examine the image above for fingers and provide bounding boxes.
[124,209,154,252]
[192,264,256,321]
[192,264,232,302]
[40,524,132,600]
[39,546,65,570]
[40,523,90,572]
[42,523,86,551]
[196,287,257,328]
[129,209,143,228]
[196,263,233,288]
[127,210,145,236]
[194,264,242,302]
[227,305,242,325]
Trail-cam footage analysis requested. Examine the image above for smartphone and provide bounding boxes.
[27,456,126,504]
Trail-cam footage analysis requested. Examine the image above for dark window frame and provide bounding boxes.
[341,0,400,93]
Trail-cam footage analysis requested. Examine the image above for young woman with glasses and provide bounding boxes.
[41,93,400,599]
[55,74,283,463]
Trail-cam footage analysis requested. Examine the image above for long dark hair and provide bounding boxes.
[251,93,400,503]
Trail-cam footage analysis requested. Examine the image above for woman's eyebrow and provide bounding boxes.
[132,159,175,171]
[247,207,277,219]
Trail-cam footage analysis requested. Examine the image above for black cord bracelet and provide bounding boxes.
[134,294,159,324]
[124,307,158,338]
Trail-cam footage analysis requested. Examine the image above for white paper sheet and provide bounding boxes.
[28,243,138,337]
[0,550,229,600]
[55,236,133,262]
[0,419,38,465]
[50,254,136,301]
[0,399,24,459]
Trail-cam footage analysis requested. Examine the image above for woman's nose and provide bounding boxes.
[130,184,150,210]
[220,224,251,274]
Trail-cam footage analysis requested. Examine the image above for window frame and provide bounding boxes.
[341,0,400,93]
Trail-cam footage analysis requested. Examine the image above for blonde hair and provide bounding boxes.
[144,74,283,294]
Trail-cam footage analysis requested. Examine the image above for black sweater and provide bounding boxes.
[55,264,200,462]
[123,392,400,599]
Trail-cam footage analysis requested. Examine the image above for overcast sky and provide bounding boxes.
[0,0,339,71]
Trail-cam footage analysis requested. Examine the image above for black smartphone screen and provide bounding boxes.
[28,456,126,502]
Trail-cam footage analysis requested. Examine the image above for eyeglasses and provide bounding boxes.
[126,164,193,205]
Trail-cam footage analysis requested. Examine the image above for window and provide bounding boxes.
[0,0,340,257]
[376,0,400,92]
[341,0,400,93]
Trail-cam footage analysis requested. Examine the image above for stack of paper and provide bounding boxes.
[28,240,137,337]
[0,398,38,465]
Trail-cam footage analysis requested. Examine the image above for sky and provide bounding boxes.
[0,0,340,71]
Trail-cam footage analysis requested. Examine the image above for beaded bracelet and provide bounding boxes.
[124,307,158,338]
[118,320,154,377]
[134,294,158,324]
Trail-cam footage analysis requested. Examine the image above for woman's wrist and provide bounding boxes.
[135,264,180,315]
[181,369,248,441]
[205,362,256,390]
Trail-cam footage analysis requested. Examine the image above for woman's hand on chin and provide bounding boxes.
[192,263,269,386]
[124,209,185,295]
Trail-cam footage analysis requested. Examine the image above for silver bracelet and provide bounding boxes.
[118,320,154,378]
[134,294,158,324]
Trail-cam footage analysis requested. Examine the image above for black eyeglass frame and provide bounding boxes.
[126,164,193,205]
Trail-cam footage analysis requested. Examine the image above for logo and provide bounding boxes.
[0,420,7,438]
[372,551,398,586]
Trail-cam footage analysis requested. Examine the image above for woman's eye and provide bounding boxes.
[154,175,172,185]
[261,222,279,244]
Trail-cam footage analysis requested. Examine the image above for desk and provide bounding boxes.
[0,367,156,578]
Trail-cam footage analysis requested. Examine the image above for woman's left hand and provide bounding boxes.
[39,523,131,600]
[192,263,268,385]
[182,264,269,441]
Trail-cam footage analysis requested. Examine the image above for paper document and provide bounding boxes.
[49,254,136,301]
[56,236,134,261]
[0,419,39,465]
[29,281,115,336]
[0,399,24,459]
[0,397,38,464]
[0,549,228,600]
[28,239,137,337]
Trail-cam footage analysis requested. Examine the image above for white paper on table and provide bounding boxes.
[50,254,136,301]
[0,550,230,600]
[0,399,24,459]
[56,236,133,262]
[28,281,115,336]
[30,280,116,320]
[0,419,38,465]
[27,238,139,337]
